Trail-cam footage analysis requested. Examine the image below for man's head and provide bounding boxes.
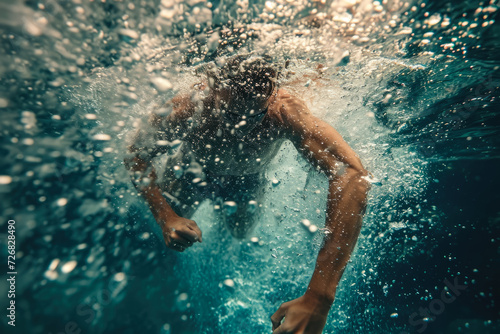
[207,55,278,136]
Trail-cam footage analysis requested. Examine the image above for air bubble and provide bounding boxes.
[48,258,60,271]
[44,270,58,280]
[92,134,111,141]
[223,201,238,215]
[0,98,8,108]
[151,77,173,92]
[56,198,68,206]
[61,260,77,274]
[173,165,183,178]
[0,176,12,184]
[119,29,139,40]
[223,278,235,288]
[161,324,171,334]
[247,200,258,213]
[114,272,126,281]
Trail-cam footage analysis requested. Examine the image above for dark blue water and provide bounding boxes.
[0,0,499,333]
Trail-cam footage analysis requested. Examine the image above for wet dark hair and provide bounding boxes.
[207,55,278,100]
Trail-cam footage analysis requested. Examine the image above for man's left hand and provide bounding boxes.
[271,292,333,334]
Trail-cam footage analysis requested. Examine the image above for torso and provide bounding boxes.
[184,102,285,176]
[159,88,294,176]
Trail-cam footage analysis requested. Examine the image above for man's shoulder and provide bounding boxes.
[268,89,310,122]
[273,88,296,102]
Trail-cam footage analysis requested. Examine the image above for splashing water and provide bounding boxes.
[0,0,499,333]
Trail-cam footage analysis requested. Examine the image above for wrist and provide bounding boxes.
[304,287,335,307]
[153,206,179,228]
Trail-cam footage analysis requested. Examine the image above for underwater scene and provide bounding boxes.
[0,0,499,333]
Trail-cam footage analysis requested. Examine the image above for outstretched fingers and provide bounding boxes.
[271,303,287,331]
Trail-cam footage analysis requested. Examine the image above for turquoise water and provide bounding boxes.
[0,0,499,333]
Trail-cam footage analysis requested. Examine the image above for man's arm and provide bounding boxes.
[271,92,371,333]
[124,95,202,252]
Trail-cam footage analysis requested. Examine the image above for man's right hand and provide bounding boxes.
[160,216,203,252]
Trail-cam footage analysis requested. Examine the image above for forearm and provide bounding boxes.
[306,167,370,303]
[124,155,179,223]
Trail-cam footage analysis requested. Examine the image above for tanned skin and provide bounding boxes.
[124,84,371,334]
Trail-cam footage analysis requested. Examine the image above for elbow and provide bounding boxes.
[342,166,368,179]
[353,166,370,179]
[328,165,371,193]
[325,161,369,180]
[346,167,372,193]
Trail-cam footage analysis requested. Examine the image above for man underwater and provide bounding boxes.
[124,55,370,334]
